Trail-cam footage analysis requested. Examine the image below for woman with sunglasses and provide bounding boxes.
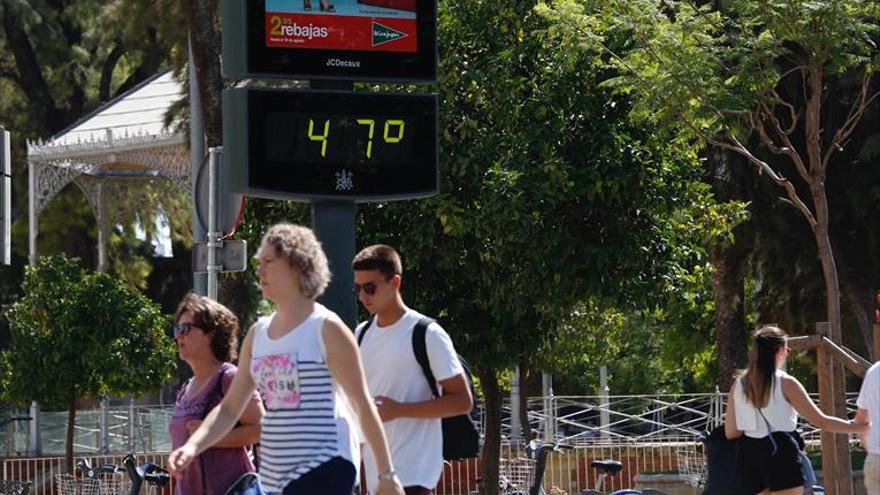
[169,223,404,495]
[170,293,265,495]
[724,325,869,495]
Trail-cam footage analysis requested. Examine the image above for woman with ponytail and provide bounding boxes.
[724,325,870,495]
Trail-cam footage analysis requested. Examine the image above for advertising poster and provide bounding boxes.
[265,0,418,53]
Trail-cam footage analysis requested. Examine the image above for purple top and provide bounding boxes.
[170,363,261,495]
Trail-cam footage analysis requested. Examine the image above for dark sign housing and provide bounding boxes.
[224,88,438,202]
[221,0,437,82]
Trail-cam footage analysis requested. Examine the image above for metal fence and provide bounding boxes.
[496,392,861,447]
[435,441,701,495]
[2,453,172,495]
[0,392,864,495]
[1,405,172,458]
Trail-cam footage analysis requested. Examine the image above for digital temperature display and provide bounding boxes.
[224,88,438,202]
[264,113,416,165]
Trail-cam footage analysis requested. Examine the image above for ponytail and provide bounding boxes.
[741,326,787,408]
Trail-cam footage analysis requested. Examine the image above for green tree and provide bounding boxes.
[537,0,879,491]
[0,0,189,302]
[0,255,175,471]
[353,1,733,492]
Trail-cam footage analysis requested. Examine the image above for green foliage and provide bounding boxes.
[352,0,742,384]
[0,254,176,408]
[0,0,187,298]
[537,0,879,144]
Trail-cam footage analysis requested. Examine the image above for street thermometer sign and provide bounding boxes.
[223,88,438,202]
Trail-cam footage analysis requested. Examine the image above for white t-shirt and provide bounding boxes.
[356,308,464,493]
[857,362,880,454]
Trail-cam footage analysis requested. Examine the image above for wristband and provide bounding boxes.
[378,469,398,481]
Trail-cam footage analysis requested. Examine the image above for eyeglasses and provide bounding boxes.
[172,322,200,338]
[353,281,379,296]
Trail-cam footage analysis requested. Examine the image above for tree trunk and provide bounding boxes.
[186,0,253,316]
[518,361,532,442]
[805,64,852,495]
[66,397,76,474]
[185,0,223,147]
[705,146,750,390]
[709,241,748,391]
[478,368,501,495]
[0,0,66,133]
[832,232,875,360]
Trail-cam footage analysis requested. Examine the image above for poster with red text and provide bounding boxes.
[265,0,418,53]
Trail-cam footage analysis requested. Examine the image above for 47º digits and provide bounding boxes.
[307,118,405,159]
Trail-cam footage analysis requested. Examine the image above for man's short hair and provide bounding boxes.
[352,244,402,280]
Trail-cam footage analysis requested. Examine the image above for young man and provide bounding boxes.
[352,245,473,495]
[856,361,880,495]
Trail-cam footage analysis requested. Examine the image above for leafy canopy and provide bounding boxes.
[0,255,176,408]
[537,0,880,144]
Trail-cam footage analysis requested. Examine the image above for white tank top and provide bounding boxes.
[250,304,359,493]
[734,369,797,438]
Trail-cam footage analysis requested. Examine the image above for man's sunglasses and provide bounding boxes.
[353,281,379,296]
[172,322,200,337]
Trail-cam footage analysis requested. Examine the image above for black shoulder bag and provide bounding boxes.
[701,425,745,495]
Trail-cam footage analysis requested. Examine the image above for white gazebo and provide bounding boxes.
[27,70,189,271]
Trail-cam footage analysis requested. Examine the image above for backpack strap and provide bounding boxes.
[412,317,440,398]
[356,315,376,346]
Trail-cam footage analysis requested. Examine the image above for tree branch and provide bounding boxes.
[756,101,811,184]
[99,42,125,103]
[823,72,880,169]
[0,0,61,128]
[770,90,799,135]
[719,136,817,228]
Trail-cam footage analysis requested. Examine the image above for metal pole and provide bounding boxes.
[127,397,135,452]
[189,36,207,296]
[311,202,356,328]
[0,129,10,266]
[99,397,109,454]
[510,367,522,442]
[28,162,36,265]
[207,147,221,300]
[96,183,106,272]
[542,373,554,441]
[28,401,40,456]
[599,366,610,440]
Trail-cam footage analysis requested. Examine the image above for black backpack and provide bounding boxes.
[357,316,481,460]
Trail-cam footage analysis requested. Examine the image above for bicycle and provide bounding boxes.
[579,459,667,495]
[121,453,171,495]
[55,454,169,495]
[56,458,130,495]
[473,440,575,495]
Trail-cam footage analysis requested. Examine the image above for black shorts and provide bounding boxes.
[282,457,355,495]
[740,432,804,493]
